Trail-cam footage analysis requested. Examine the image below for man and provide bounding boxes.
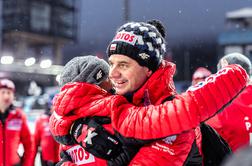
[0,78,34,166]
[207,52,252,152]
[69,20,248,166]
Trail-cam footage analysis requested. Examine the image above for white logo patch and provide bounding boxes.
[96,70,103,81]
[93,69,105,82]
[85,130,98,145]
[110,43,117,51]
[139,53,150,60]
[7,119,22,131]
[163,135,177,144]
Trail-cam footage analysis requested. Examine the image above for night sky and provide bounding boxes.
[63,0,252,80]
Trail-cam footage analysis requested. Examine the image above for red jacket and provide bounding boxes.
[50,62,248,165]
[109,62,248,165]
[33,113,60,164]
[119,61,196,166]
[0,107,34,166]
[110,63,248,140]
[50,83,115,166]
[207,84,252,152]
[51,62,195,166]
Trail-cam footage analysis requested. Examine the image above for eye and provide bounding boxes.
[108,62,113,67]
[119,63,128,69]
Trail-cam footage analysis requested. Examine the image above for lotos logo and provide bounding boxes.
[66,145,95,165]
[112,32,137,45]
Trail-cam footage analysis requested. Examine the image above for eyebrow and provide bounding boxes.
[109,60,129,64]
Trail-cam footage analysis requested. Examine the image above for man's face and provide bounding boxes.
[108,54,152,95]
[0,88,14,112]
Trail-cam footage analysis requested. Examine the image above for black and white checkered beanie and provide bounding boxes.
[107,21,166,71]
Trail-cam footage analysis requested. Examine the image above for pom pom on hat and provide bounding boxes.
[59,55,109,87]
[107,20,166,71]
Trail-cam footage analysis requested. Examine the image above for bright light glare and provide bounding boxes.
[24,57,36,66]
[56,74,61,84]
[40,59,52,68]
[1,56,14,64]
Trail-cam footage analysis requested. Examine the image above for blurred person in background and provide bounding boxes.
[207,52,252,152]
[192,67,212,86]
[32,94,60,166]
[0,78,34,166]
[222,146,252,166]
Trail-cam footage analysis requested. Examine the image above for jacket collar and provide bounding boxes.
[131,60,177,105]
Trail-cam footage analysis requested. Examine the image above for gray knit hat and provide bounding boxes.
[59,55,109,87]
[107,20,166,71]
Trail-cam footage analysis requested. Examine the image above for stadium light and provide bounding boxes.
[24,57,36,66]
[40,59,52,68]
[1,55,14,64]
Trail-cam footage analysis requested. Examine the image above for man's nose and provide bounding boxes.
[3,94,10,99]
[109,66,120,78]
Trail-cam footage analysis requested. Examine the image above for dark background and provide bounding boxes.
[63,0,252,80]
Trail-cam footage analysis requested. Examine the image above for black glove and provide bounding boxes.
[107,145,140,166]
[56,151,73,166]
[70,117,122,160]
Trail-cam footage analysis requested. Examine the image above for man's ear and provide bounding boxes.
[146,68,153,77]
[143,66,153,77]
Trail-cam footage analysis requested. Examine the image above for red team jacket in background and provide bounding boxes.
[207,84,252,152]
[33,113,60,164]
[0,108,34,166]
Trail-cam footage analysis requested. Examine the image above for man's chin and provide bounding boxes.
[115,88,127,95]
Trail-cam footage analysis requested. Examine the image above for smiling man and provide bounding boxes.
[103,20,247,165]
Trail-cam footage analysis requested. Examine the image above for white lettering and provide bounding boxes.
[66,145,95,165]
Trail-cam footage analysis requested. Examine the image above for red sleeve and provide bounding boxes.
[31,117,41,163]
[206,114,223,130]
[19,110,35,166]
[49,112,78,137]
[111,64,248,140]
[34,118,41,149]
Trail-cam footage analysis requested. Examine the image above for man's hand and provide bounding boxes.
[70,117,122,160]
[56,151,76,166]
